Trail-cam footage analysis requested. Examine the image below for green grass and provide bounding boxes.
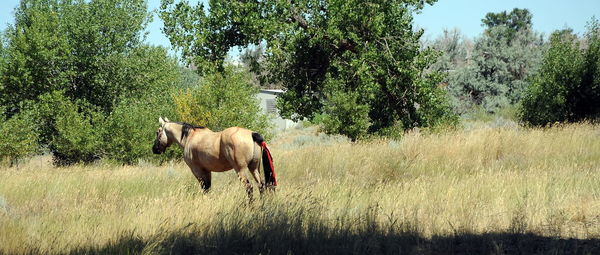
[1,123,600,254]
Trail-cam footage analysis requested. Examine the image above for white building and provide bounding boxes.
[257,89,299,131]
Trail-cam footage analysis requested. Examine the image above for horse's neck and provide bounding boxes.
[166,123,186,148]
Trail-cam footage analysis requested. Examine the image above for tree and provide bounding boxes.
[0,0,152,115]
[0,32,6,102]
[520,20,600,126]
[468,26,543,108]
[173,66,272,138]
[160,0,456,140]
[481,8,532,42]
[434,8,544,114]
[0,1,72,115]
[0,0,182,165]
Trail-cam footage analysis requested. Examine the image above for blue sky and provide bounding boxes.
[414,0,600,40]
[1,0,599,49]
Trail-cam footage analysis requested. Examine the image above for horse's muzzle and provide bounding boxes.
[152,141,164,154]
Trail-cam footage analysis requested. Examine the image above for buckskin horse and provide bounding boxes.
[152,117,276,197]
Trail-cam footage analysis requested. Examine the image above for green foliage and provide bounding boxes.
[103,95,179,165]
[0,1,72,114]
[160,0,455,140]
[173,66,272,139]
[0,109,39,166]
[99,46,182,164]
[0,0,183,165]
[482,8,533,42]
[28,91,103,166]
[520,20,600,126]
[79,44,178,113]
[26,88,182,165]
[0,31,6,80]
[178,67,201,89]
[319,88,371,141]
[51,105,103,166]
[433,9,544,115]
[0,0,151,115]
[428,28,471,72]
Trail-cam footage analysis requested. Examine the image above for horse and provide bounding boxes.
[152,117,276,197]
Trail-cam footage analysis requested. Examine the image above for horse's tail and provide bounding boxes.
[252,132,277,190]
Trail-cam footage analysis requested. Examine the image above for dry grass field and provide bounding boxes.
[1,122,600,254]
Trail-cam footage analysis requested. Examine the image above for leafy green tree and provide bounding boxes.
[434,9,544,115]
[178,66,202,88]
[0,31,6,79]
[520,20,600,125]
[469,26,543,108]
[60,0,151,113]
[240,44,274,88]
[0,1,72,114]
[173,66,272,139]
[97,45,182,164]
[0,0,151,115]
[0,0,182,165]
[160,0,456,140]
[482,8,533,42]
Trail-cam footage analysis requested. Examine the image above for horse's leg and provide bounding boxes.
[234,166,254,200]
[249,159,265,195]
[191,167,211,192]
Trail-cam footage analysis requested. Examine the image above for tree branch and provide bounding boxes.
[287,1,356,53]
[290,13,309,30]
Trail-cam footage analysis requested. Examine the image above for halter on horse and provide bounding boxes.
[152,117,276,197]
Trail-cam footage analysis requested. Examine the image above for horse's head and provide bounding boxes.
[152,117,172,154]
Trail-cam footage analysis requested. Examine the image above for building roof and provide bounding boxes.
[259,89,284,95]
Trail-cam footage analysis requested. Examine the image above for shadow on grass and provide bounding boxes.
[54,199,600,254]
[68,227,600,255]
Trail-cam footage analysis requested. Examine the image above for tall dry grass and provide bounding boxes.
[1,123,600,254]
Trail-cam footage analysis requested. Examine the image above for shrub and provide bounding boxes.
[173,66,272,139]
[319,88,371,141]
[431,10,545,116]
[102,94,180,165]
[520,20,600,126]
[443,27,544,114]
[23,89,182,166]
[51,103,103,166]
[0,109,39,166]
[26,91,102,166]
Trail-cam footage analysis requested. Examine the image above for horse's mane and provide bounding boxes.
[175,122,206,140]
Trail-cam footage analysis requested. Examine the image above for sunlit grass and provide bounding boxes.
[1,123,600,254]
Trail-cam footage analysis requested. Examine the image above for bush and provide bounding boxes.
[20,89,183,166]
[431,10,545,116]
[0,109,39,166]
[0,1,199,166]
[102,94,179,165]
[173,66,272,139]
[25,91,102,166]
[319,88,371,141]
[443,27,544,115]
[520,21,600,126]
[51,106,103,166]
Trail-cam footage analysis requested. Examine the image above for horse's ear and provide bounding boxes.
[159,117,165,125]
[164,117,170,122]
